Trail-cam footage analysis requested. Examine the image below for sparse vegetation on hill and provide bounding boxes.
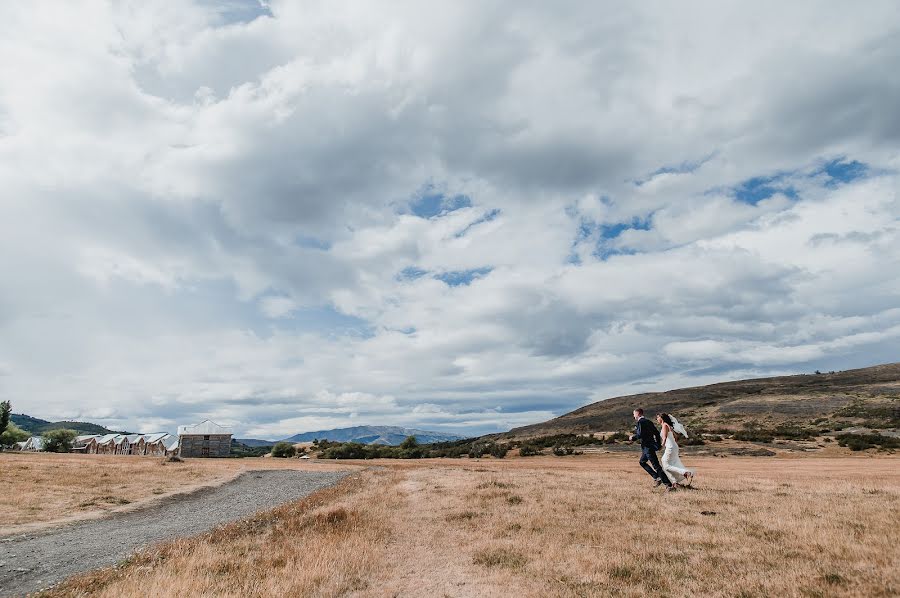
[228,440,271,458]
[501,363,900,446]
[11,414,124,436]
[836,432,900,451]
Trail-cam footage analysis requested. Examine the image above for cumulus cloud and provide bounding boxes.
[1,1,899,437]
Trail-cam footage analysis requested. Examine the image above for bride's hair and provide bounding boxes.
[658,413,674,426]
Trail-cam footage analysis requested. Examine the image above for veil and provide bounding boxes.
[669,415,689,438]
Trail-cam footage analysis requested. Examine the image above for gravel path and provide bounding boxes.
[0,469,349,597]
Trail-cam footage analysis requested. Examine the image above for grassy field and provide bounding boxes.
[0,452,356,536]
[34,454,900,598]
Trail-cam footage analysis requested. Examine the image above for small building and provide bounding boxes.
[163,435,180,456]
[177,420,232,458]
[93,434,119,454]
[73,435,102,453]
[144,433,175,456]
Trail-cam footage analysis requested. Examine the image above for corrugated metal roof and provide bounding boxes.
[143,432,170,444]
[177,420,232,436]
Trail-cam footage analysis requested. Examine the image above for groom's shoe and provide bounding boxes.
[653,478,663,487]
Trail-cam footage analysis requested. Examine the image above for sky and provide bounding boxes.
[1,1,899,440]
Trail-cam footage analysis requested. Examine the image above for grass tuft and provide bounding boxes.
[473,547,528,570]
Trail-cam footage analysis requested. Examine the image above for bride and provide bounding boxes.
[656,413,695,487]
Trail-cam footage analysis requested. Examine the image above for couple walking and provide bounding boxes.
[630,408,694,491]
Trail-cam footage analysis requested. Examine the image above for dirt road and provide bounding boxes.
[0,469,348,597]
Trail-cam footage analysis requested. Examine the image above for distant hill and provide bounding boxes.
[281,426,465,445]
[234,438,276,447]
[11,414,125,436]
[500,362,900,440]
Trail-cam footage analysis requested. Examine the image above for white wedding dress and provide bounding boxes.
[662,428,693,485]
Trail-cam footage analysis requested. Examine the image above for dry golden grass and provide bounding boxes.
[40,455,900,598]
[0,452,357,535]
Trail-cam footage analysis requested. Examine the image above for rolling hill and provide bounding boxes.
[233,438,276,447]
[501,362,900,440]
[10,414,126,436]
[281,426,465,445]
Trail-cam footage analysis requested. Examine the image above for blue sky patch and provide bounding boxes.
[435,267,493,286]
[732,174,798,205]
[818,158,868,187]
[398,267,428,281]
[410,190,472,218]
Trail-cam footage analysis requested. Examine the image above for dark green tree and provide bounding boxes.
[0,422,30,446]
[0,400,10,438]
[42,429,77,453]
[271,441,297,458]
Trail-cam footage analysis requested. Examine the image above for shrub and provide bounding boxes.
[603,432,629,444]
[518,444,541,457]
[680,436,706,446]
[837,433,900,451]
[42,429,77,453]
[772,425,816,440]
[319,442,368,459]
[733,430,774,443]
[0,422,30,447]
[489,443,508,459]
[271,442,297,458]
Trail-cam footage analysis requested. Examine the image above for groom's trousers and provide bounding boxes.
[639,447,672,486]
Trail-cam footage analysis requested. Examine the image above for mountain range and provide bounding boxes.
[241,425,466,446]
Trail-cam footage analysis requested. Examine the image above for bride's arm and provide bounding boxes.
[661,424,668,444]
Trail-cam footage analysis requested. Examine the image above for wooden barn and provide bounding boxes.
[177,420,232,458]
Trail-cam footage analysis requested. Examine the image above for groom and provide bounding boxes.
[630,408,673,491]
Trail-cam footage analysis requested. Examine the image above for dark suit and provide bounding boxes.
[631,417,671,486]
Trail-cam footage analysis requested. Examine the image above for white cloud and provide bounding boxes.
[1,1,899,438]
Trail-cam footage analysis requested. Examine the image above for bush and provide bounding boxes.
[603,432,630,444]
[319,442,369,459]
[42,429,77,453]
[489,443,508,459]
[271,441,297,458]
[0,422,29,447]
[680,436,705,446]
[518,444,541,457]
[552,445,577,456]
[733,430,774,443]
[837,433,900,451]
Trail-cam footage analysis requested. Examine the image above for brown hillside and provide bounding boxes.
[503,362,900,439]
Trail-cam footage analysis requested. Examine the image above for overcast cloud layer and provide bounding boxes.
[1,1,899,438]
